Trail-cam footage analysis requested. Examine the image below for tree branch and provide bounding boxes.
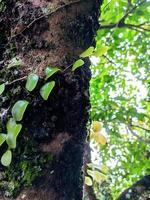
[100,21,150,34]
[127,0,132,8]
[127,125,150,144]
[117,174,150,200]
[6,76,27,86]
[118,0,146,25]
[103,55,116,66]
[131,124,150,133]
[100,0,150,33]
[125,22,150,31]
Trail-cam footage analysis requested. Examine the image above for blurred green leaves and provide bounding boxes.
[89,0,150,198]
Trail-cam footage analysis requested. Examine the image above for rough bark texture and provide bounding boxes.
[0,0,102,199]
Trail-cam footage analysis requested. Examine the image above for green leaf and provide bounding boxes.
[25,73,39,92]
[0,134,7,146]
[12,100,29,121]
[6,134,18,149]
[40,81,55,100]
[85,176,93,186]
[1,150,12,166]
[93,46,109,57]
[72,59,84,71]
[0,83,5,95]
[45,67,60,80]
[80,46,94,58]
[6,118,22,148]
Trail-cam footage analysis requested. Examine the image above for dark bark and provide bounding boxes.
[0,0,103,199]
[83,142,98,200]
[118,175,150,200]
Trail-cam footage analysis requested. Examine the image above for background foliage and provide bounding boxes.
[89,0,150,199]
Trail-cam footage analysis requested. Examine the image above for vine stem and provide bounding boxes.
[5,64,74,86]
[127,124,150,144]
[6,76,27,86]
[10,0,84,39]
[5,62,74,86]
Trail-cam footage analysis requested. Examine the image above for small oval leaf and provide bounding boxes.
[72,59,84,71]
[6,134,17,149]
[1,150,12,167]
[92,121,102,132]
[12,100,29,121]
[40,81,55,100]
[0,83,5,95]
[0,134,7,146]
[85,176,93,186]
[6,118,22,149]
[80,46,94,58]
[25,73,39,92]
[45,67,60,80]
[93,131,107,145]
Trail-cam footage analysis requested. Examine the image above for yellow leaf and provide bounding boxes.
[138,120,144,125]
[142,25,149,29]
[92,121,102,132]
[93,171,107,183]
[101,165,109,173]
[94,131,107,145]
[85,176,93,186]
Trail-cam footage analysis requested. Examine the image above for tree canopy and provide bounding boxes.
[86,0,150,199]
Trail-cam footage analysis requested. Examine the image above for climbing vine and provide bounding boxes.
[0,46,96,167]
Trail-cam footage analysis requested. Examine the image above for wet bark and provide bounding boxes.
[0,0,102,199]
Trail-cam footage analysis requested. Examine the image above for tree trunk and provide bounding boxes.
[0,0,102,199]
[83,142,98,200]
